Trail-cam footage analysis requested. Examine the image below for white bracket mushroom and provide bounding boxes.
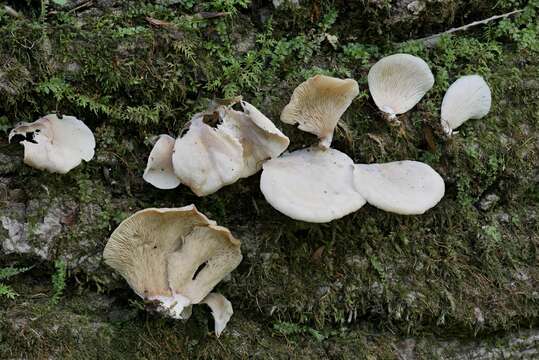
[219,100,290,178]
[145,100,289,196]
[368,53,434,121]
[172,114,244,196]
[281,75,359,149]
[441,75,492,136]
[260,147,366,223]
[143,134,181,190]
[103,205,242,337]
[8,114,95,174]
[353,160,445,215]
[201,293,234,338]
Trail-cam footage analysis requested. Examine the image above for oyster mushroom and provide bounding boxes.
[260,147,366,223]
[441,75,492,135]
[8,114,95,173]
[353,160,445,215]
[219,100,290,177]
[281,75,359,149]
[143,134,181,189]
[201,292,233,337]
[172,115,244,196]
[368,54,434,120]
[103,205,242,337]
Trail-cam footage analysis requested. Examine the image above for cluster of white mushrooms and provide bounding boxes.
[6,53,492,336]
[103,205,242,337]
[143,100,289,196]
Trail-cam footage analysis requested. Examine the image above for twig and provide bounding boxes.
[411,9,523,46]
[47,0,93,16]
[195,11,229,19]
[146,16,174,28]
[68,0,93,13]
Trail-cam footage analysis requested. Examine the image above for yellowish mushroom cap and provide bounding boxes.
[281,75,359,149]
[167,224,242,304]
[103,205,242,336]
[103,205,215,299]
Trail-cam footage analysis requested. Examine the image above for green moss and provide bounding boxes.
[0,0,538,358]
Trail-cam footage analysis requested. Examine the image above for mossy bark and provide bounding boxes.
[1,0,538,358]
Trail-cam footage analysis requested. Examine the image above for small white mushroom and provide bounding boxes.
[441,75,492,135]
[219,100,289,177]
[260,147,366,223]
[103,205,242,336]
[201,293,234,338]
[172,115,244,196]
[8,114,95,174]
[353,160,445,215]
[143,135,181,190]
[368,54,434,119]
[281,75,359,149]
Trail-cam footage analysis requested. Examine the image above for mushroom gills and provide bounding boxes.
[368,53,434,117]
[280,75,359,149]
[441,75,491,135]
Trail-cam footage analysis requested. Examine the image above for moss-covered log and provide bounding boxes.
[1,0,538,358]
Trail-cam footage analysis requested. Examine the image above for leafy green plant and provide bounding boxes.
[273,321,334,342]
[0,116,10,134]
[50,260,67,305]
[342,43,378,64]
[0,266,31,299]
[494,0,539,51]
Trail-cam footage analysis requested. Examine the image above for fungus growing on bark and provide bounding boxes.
[441,75,492,135]
[353,160,445,215]
[103,205,242,337]
[165,99,287,196]
[368,54,434,120]
[8,114,95,173]
[280,75,359,149]
[260,147,366,223]
[143,134,180,189]
[201,292,234,337]
[172,115,244,196]
[219,100,289,177]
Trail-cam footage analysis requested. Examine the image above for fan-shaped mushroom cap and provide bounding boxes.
[167,224,242,304]
[260,147,366,223]
[219,101,289,177]
[281,75,359,149]
[368,54,434,118]
[172,115,244,196]
[353,160,445,215]
[103,205,242,329]
[103,205,215,300]
[143,135,181,190]
[8,114,95,174]
[441,75,492,135]
[202,293,234,338]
